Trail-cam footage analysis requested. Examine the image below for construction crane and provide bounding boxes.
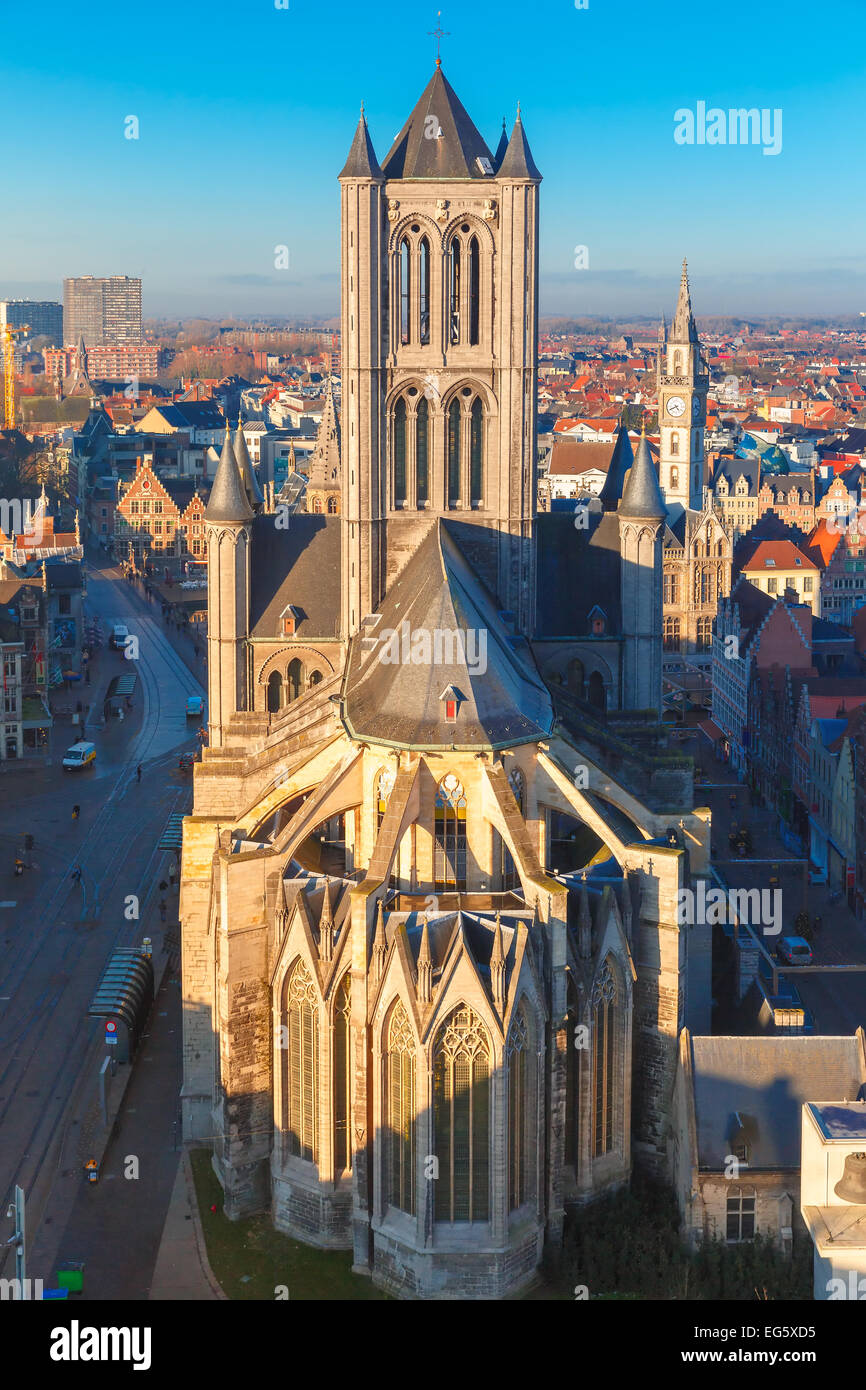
[1,321,30,429]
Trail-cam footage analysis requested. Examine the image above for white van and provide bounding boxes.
[111,622,129,650]
[63,741,97,770]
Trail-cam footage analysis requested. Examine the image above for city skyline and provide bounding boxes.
[2,0,865,319]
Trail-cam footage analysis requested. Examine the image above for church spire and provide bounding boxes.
[319,882,334,962]
[671,258,698,344]
[339,109,382,180]
[497,108,542,181]
[372,899,388,982]
[619,431,666,521]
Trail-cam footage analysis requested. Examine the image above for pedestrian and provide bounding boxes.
[71,866,81,883]
[159,899,167,923]
[136,764,142,782]
[159,879,168,894]
[169,866,176,888]
[72,804,80,820]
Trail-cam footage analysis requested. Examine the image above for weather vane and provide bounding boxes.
[428,10,449,65]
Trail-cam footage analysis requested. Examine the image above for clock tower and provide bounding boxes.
[656,260,708,516]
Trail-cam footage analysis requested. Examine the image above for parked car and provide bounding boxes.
[185,695,204,718]
[62,741,96,771]
[777,936,813,967]
[110,622,129,650]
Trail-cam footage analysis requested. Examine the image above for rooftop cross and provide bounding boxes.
[428,10,450,65]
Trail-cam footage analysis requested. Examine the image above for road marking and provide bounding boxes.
[0,901,16,908]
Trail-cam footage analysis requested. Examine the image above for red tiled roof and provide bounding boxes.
[742,539,819,571]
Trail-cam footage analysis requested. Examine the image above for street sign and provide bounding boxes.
[105,1020,118,1045]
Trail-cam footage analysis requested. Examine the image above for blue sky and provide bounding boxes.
[2,0,865,320]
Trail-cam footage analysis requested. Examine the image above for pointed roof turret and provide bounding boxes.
[493,117,508,171]
[490,911,506,1013]
[599,424,634,512]
[319,881,334,962]
[618,429,666,522]
[417,915,432,1004]
[578,876,592,960]
[234,420,264,511]
[381,67,496,180]
[496,109,542,181]
[670,258,698,344]
[204,426,254,524]
[372,898,388,981]
[339,107,383,180]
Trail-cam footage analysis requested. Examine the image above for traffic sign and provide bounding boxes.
[105,1020,118,1045]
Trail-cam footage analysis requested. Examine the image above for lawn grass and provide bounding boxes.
[189,1149,390,1300]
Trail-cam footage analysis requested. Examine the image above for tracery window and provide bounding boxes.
[697,615,713,651]
[376,764,395,833]
[285,959,319,1162]
[287,658,304,703]
[333,974,351,1173]
[433,1006,490,1222]
[470,397,483,504]
[663,616,681,651]
[399,237,411,346]
[385,1002,416,1214]
[663,571,679,606]
[507,1009,529,1210]
[449,239,461,344]
[434,774,467,890]
[591,958,618,1158]
[469,236,480,345]
[419,237,430,345]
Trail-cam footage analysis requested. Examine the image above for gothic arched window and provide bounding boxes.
[567,657,585,698]
[434,774,467,890]
[447,398,461,506]
[327,496,338,514]
[416,396,429,506]
[670,468,679,490]
[663,616,681,651]
[267,670,283,712]
[449,239,461,344]
[394,397,407,506]
[670,432,680,457]
[385,1001,416,1215]
[588,670,606,711]
[284,959,319,1162]
[673,351,683,375]
[309,669,323,687]
[591,957,619,1158]
[312,497,323,514]
[419,237,430,345]
[287,658,304,703]
[564,981,581,1170]
[333,974,351,1173]
[376,764,395,833]
[507,1008,529,1210]
[470,397,483,505]
[399,237,411,346]
[469,236,480,345]
[433,1005,490,1222]
[697,616,713,651]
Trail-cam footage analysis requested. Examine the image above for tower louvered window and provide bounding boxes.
[385,1002,416,1214]
[399,238,411,346]
[285,960,319,1162]
[419,238,430,345]
[470,397,483,504]
[333,974,351,1174]
[434,774,466,890]
[507,1009,529,1210]
[416,397,429,505]
[394,397,407,505]
[447,399,461,505]
[591,959,618,1158]
[469,237,480,345]
[433,1006,490,1222]
[449,240,461,344]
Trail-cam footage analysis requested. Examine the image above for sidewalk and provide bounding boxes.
[149,1151,225,1300]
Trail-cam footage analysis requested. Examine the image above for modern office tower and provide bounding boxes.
[63,276,142,348]
[0,300,63,345]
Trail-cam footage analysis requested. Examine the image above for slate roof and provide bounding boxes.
[249,513,341,640]
[43,561,83,590]
[343,519,553,750]
[380,66,496,180]
[204,431,253,524]
[599,426,634,511]
[713,456,760,494]
[690,1034,866,1169]
[339,111,383,180]
[535,509,622,637]
[496,113,542,181]
[618,433,666,520]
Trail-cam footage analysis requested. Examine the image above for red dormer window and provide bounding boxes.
[445,698,457,721]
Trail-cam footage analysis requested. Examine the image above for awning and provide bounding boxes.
[159,813,184,853]
[87,948,154,1058]
[106,674,137,700]
[698,718,725,743]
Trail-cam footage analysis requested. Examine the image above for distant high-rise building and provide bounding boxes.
[63,276,142,348]
[0,300,63,345]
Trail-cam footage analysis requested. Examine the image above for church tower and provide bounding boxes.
[204,428,253,747]
[656,260,708,517]
[339,65,541,637]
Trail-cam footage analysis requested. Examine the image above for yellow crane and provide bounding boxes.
[1,321,30,429]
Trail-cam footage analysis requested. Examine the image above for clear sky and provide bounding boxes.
[2,0,865,321]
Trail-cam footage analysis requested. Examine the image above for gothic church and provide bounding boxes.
[180,64,711,1298]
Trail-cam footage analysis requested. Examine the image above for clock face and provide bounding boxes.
[667,395,686,419]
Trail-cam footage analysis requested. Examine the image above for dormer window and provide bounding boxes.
[441,685,462,722]
[589,605,606,637]
[280,604,299,636]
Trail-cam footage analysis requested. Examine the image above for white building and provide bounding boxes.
[801,1100,866,1300]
